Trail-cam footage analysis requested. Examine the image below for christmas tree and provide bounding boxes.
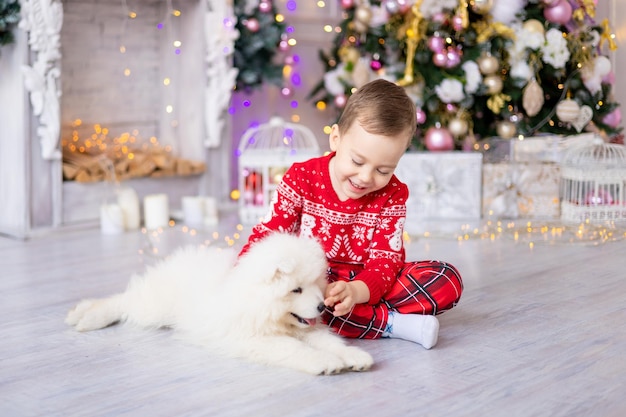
[233,0,287,92]
[0,0,20,50]
[309,0,622,151]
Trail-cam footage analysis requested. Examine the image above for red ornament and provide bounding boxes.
[424,126,454,151]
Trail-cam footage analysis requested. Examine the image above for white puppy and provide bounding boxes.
[65,233,374,375]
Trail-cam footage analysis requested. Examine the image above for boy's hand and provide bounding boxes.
[324,280,370,317]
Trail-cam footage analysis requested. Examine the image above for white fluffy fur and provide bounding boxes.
[65,233,374,375]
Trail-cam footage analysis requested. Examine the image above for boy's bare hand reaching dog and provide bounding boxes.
[324,280,370,317]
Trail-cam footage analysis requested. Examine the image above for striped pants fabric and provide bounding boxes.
[322,260,463,339]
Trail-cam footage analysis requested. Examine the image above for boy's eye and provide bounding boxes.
[292,287,302,294]
[352,160,363,166]
[377,170,391,175]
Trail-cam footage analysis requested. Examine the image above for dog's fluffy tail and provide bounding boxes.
[66,245,237,331]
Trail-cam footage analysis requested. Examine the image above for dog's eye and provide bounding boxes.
[291,287,302,294]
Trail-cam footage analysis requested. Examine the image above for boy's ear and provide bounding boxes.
[328,124,340,151]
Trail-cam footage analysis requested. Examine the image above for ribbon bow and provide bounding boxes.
[599,18,618,52]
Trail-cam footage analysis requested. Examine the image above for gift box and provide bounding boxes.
[475,137,513,163]
[482,162,561,219]
[395,152,483,234]
[513,133,596,163]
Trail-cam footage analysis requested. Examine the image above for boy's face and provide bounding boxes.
[328,121,408,201]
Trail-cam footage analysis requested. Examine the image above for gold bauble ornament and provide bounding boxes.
[354,6,372,33]
[522,19,545,35]
[484,75,503,95]
[477,54,499,75]
[496,121,516,139]
[556,99,581,123]
[355,5,373,24]
[448,118,469,137]
[470,0,494,15]
[522,79,545,117]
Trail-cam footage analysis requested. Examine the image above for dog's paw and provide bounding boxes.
[298,353,348,376]
[65,298,121,332]
[338,346,374,372]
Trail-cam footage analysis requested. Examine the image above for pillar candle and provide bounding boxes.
[203,197,219,225]
[182,196,205,226]
[117,187,140,230]
[144,193,170,230]
[100,204,125,235]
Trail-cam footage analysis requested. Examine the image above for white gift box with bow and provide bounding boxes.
[395,152,483,234]
[482,162,561,219]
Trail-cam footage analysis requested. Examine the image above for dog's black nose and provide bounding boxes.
[317,303,325,313]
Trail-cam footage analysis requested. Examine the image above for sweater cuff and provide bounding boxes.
[355,271,385,305]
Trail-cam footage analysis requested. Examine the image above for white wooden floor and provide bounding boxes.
[1,213,625,417]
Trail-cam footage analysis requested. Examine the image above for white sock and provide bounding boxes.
[385,312,440,349]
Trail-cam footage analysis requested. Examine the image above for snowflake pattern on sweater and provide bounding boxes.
[240,153,409,304]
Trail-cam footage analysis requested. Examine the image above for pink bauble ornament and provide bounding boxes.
[340,0,354,9]
[416,108,427,124]
[427,36,445,53]
[432,12,446,23]
[370,60,383,71]
[334,94,348,108]
[543,0,573,25]
[603,108,622,128]
[445,47,462,68]
[384,0,400,14]
[584,189,614,205]
[258,1,272,13]
[603,70,615,85]
[245,18,260,32]
[396,0,411,13]
[432,51,448,67]
[424,126,455,151]
[452,15,464,32]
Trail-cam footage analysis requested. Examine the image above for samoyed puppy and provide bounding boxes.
[65,233,374,375]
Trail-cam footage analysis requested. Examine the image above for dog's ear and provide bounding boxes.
[276,259,295,276]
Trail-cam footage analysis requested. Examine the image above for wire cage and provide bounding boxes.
[560,136,626,223]
[237,117,320,224]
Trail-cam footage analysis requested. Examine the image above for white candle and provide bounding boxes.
[117,187,140,230]
[100,204,125,235]
[143,193,170,230]
[182,196,205,226]
[203,196,219,225]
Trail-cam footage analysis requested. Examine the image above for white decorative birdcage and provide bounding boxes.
[560,136,626,223]
[237,117,320,224]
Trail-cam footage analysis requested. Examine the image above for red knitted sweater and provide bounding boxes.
[239,152,408,304]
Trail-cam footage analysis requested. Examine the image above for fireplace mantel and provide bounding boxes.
[0,0,236,238]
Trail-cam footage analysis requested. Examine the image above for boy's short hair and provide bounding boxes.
[337,79,417,146]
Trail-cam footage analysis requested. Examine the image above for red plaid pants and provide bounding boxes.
[321,261,463,339]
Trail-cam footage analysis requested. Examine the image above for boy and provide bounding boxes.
[239,79,463,349]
